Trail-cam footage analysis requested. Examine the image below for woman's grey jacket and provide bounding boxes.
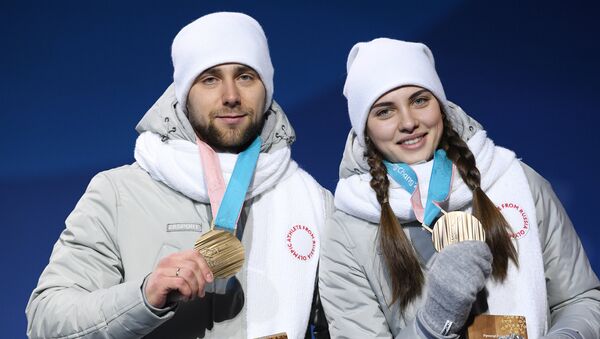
[319,107,600,339]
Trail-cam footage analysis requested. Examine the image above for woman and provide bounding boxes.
[319,38,600,339]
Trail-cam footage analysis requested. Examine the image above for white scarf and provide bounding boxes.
[134,131,297,202]
[134,131,325,339]
[335,131,548,338]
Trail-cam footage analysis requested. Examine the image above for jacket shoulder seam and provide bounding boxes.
[95,170,123,261]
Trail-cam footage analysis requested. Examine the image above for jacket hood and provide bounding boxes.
[339,101,483,179]
[135,84,296,153]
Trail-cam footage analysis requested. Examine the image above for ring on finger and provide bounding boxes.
[175,267,181,277]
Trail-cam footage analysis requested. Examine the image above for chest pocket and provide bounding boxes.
[153,220,209,259]
[152,202,213,264]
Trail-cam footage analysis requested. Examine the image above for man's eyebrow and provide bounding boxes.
[200,67,223,78]
[235,65,258,75]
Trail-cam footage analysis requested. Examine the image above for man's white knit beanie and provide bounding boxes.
[343,38,447,147]
[172,12,274,113]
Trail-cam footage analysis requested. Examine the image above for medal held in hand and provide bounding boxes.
[387,152,524,337]
[384,150,486,251]
[194,227,245,279]
[431,210,485,252]
[194,137,261,278]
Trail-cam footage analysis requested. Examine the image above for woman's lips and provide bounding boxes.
[397,133,427,149]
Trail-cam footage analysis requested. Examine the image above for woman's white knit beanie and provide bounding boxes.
[172,12,274,112]
[343,38,447,146]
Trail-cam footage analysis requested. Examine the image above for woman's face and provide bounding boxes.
[366,86,444,164]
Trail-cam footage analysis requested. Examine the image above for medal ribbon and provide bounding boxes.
[197,136,262,233]
[383,149,453,227]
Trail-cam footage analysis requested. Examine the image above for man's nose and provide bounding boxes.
[222,79,241,108]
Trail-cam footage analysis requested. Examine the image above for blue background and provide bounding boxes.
[2,1,599,337]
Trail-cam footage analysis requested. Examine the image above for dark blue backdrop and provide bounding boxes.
[2,1,599,337]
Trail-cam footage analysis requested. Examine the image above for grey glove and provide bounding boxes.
[417,241,493,337]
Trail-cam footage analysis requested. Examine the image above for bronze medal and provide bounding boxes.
[194,137,261,279]
[194,228,245,279]
[431,211,486,251]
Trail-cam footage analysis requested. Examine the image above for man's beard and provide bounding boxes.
[189,107,264,153]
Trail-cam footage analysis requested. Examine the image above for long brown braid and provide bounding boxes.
[365,137,424,309]
[438,115,518,280]
[365,114,518,309]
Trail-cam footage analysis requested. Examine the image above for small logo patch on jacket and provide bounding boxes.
[167,223,203,232]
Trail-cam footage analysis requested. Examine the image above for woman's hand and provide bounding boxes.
[417,241,493,336]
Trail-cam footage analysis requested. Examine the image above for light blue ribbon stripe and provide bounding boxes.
[384,149,453,227]
[214,137,262,231]
[384,162,418,194]
[424,150,453,226]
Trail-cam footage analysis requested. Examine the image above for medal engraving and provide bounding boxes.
[432,211,485,251]
[194,229,245,278]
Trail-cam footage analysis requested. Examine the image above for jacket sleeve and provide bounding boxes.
[319,213,392,338]
[522,163,600,338]
[26,172,172,339]
[320,213,432,338]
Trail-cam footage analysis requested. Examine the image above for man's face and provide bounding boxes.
[187,63,267,153]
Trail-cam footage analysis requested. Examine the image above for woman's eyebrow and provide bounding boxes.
[371,101,394,109]
[409,89,431,100]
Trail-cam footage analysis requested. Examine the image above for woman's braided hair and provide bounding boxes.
[365,113,518,309]
[365,136,424,309]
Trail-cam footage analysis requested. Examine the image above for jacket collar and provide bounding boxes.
[135,83,296,153]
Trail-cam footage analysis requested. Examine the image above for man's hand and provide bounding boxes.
[144,249,214,308]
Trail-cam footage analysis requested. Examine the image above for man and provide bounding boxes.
[26,12,332,338]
